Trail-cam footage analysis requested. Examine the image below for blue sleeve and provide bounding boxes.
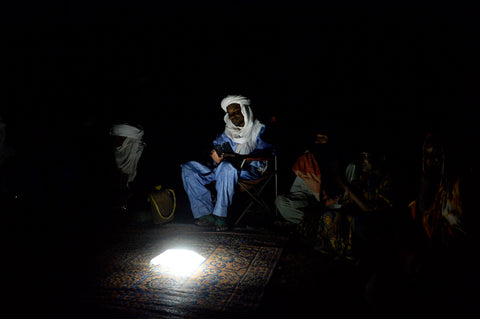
[213,132,231,147]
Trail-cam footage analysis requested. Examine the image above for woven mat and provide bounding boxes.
[81,225,286,318]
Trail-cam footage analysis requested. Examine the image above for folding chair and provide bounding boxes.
[233,154,278,226]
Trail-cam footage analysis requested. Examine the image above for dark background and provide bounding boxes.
[1,0,478,210]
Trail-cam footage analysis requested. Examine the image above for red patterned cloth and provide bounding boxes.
[292,151,322,198]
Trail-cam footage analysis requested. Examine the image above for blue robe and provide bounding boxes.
[181,125,273,219]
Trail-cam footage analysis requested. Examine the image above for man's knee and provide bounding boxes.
[275,196,292,216]
[216,161,237,177]
[181,162,202,186]
[181,161,198,175]
[275,195,287,208]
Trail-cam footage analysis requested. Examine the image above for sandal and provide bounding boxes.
[214,216,228,232]
[194,214,215,227]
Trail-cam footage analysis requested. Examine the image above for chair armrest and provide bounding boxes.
[242,157,274,162]
[240,155,276,170]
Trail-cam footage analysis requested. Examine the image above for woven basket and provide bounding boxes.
[148,185,176,225]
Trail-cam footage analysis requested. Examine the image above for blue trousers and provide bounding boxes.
[181,161,241,219]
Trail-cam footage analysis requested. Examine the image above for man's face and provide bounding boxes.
[424,144,442,175]
[360,152,374,173]
[227,103,245,127]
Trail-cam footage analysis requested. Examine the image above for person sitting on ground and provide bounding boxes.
[316,143,394,260]
[392,131,477,317]
[405,131,475,273]
[181,95,274,231]
[409,132,471,248]
[275,127,343,237]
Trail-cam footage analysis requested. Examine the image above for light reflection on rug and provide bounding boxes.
[84,227,285,318]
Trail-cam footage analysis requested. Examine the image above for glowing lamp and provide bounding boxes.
[150,249,206,276]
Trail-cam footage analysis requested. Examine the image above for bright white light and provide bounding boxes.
[150,249,206,277]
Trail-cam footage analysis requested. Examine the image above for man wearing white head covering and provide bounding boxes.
[110,123,145,189]
[181,95,274,231]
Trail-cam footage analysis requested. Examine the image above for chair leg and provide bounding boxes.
[234,176,274,226]
[234,201,254,226]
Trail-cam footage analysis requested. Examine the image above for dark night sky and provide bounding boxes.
[1,0,478,189]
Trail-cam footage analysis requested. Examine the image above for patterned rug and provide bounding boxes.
[81,225,285,318]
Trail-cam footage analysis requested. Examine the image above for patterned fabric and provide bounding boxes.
[82,226,285,318]
[409,133,468,248]
[314,166,393,257]
[411,176,465,246]
[344,169,393,213]
[317,210,354,256]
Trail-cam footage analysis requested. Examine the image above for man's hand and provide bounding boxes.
[210,149,223,164]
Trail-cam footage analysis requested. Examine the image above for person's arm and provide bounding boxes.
[211,133,229,164]
[343,185,372,212]
[336,173,372,213]
[210,148,223,164]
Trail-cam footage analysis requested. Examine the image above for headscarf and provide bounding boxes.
[110,124,145,185]
[110,124,144,139]
[220,95,263,155]
[292,151,322,200]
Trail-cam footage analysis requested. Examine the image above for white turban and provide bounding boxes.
[110,124,144,139]
[220,95,263,155]
[110,124,145,186]
[220,95,251,112]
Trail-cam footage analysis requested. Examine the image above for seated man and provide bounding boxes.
[316,144,394,260]
[181,95,274,231]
